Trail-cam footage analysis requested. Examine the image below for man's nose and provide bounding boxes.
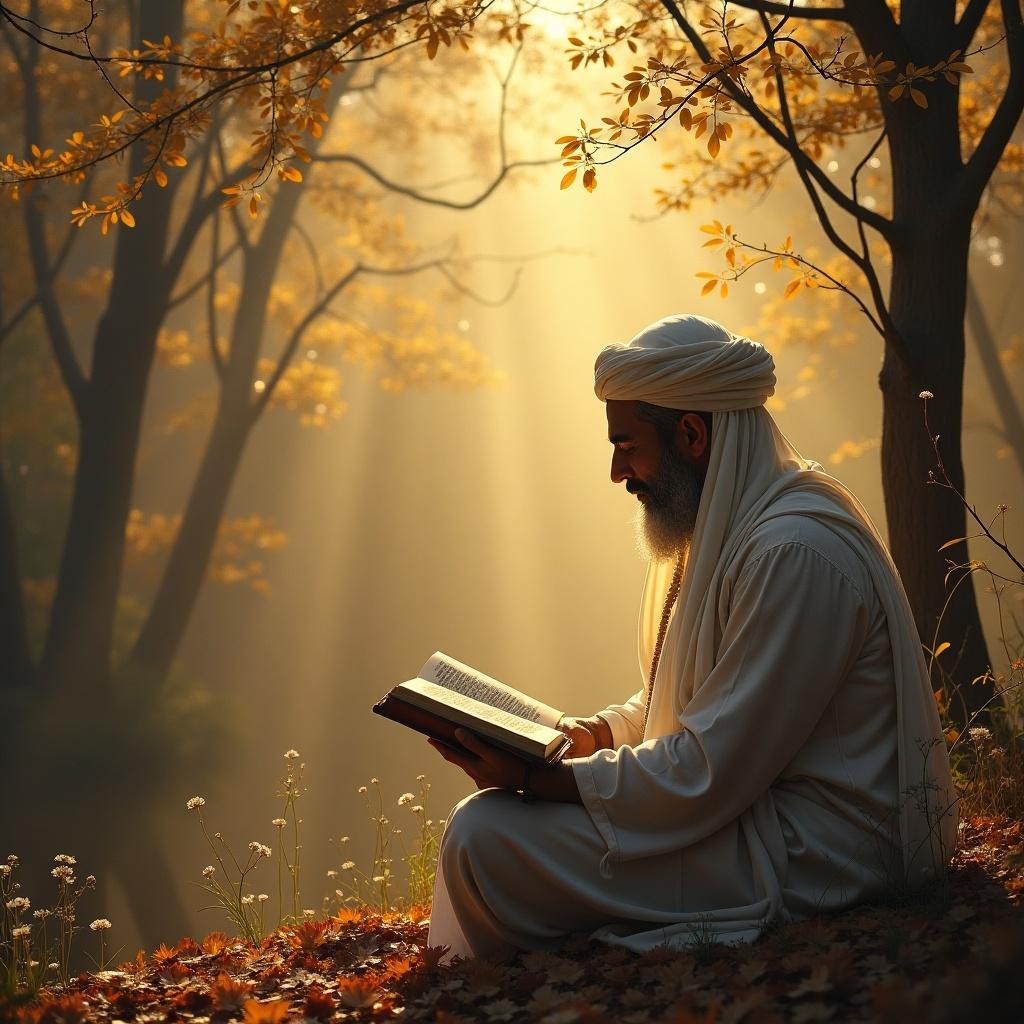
[610,450,632,484]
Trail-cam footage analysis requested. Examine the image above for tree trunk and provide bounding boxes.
[965,272,1024,476]
[881,226,995,725]
[39,1,185,692]
[0,450,34,687]
[131,84,343,680]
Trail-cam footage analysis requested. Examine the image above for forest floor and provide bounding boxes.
[3,815,1022,1024]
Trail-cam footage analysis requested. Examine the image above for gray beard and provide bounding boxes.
[633,445,705,562]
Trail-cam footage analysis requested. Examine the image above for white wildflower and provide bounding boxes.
[51,866,75,883]
[398,793,414,806]
[257,894,269,903]
[411,805,424,815]
[271,818,287,828]
[12,925,31,939]
[968,726,992,743]
[6,855,18,865]
[416,774,426,782]
[339,836,350,844]
[33,909,52,920]
[370,777,379,785]
[85,875,96,886]
[186,796,206,811]
[0,865,10,876]
[53,854,77,865]
[303,909,315,918]
[202,865,216,878]
[326,870,337,879]
[89,919,112,931]
[6,897,30,911]
[241,895,255,906]
[372,875,386,883]
[284,749,300,760]
[47,963,59,972]
[919,390,934,400]
[357,786,367,794]
[341,861,355,871]
[248,841,271,859]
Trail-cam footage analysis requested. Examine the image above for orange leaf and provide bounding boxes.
[242,998,290,1023]
[783,278,802,300]
[910,87,928,108]
[701,279,717,296]
[560,168,577,190]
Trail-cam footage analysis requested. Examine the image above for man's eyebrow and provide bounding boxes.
[608,432,633,445]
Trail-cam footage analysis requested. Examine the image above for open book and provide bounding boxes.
[373,652,570,765]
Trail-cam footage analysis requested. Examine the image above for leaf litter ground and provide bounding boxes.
[3,816,1021,1024]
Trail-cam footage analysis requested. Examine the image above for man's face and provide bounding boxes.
[606,399,706,561]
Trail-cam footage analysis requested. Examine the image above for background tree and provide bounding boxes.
[0,0,542,947]
[556,0,1024,722]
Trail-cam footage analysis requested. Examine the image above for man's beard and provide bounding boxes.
[630,445,705,562]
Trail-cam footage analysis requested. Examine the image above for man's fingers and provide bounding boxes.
[453,728,488,756]
[428,738,471,770]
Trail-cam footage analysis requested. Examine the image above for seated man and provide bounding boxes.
[426,314,958,958]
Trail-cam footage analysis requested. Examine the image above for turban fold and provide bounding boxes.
[594,313,775,411]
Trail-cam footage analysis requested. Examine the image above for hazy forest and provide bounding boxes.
[2,0,1023,1020]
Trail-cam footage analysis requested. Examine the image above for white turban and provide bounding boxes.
[594,314,775,411]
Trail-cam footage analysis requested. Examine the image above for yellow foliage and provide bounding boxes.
[125,511,288,593]
[828,437,881,466]
[156,328,205,368]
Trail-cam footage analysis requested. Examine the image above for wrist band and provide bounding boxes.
[519,762,537,804]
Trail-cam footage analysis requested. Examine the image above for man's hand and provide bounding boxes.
[558,716,613,758]
[427,729,530,791]
[427,729,584,804]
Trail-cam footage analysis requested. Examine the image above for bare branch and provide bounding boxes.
[315,152,556,208]
[207,205,225,382]
[960,0,1024,203]
[436,261,522,306]
[252,264,361,417]
[760,11,899,346]
[657,0,896,239]
[166,240,241,309]
[0,209,82,347]
[17,12,87,417]
[291,219,325,298]
[725,0,850,21]
[956,0,994,49]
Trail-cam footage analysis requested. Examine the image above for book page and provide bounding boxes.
[397,679,564,754]
[420,652,563,729]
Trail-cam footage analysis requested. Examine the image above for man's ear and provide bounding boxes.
[675,412,710,464]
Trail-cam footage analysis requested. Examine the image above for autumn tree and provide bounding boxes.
[556,0,1024,722]
[0,0,543,946]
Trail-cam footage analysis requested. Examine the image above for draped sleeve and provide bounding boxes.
[569,539,875,867]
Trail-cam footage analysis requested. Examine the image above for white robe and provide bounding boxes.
[428,513,931,958]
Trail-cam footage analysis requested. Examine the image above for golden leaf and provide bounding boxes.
[242,999,289,1023]
[701,279,717,296]
[582,167,597,192]
[560,168,577,190]
[934,641,951,658]
[910,87,928,108]
[783,278,802,300]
